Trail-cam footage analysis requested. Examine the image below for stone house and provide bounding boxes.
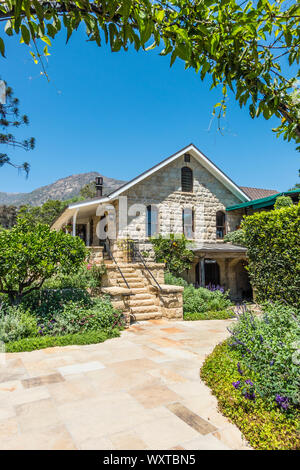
[52,144,278,321]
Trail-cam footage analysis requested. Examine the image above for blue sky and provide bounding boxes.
[0,27,299,194]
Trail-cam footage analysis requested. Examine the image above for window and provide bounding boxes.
[181,167,193,192]
[182,208,195,239]
[216,211,226,239]
[146,205,159,237]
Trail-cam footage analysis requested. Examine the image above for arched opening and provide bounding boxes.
[216,211,226,239]
[181,167,193,192]
[204,259,220,287]
[146,205,159,237]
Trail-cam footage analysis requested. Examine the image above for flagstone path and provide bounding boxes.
[0,319,251,450]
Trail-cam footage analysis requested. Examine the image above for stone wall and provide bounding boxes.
[114,154,242,243]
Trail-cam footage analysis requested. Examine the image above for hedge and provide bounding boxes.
[184,309,234,321]
[4,328,121,353]
[243,203,300,308]
[200,341,300,450]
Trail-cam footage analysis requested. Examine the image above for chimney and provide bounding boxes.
[95,176,103,197]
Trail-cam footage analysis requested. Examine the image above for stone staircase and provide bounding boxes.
[92,243,184,324]
[103,262,162,322]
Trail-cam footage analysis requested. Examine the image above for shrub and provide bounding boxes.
[274,195,293,210]
[224,229,246,246]
[4,329,121,353]
[0,306,38,343]
[228,303,300,413]
[37,296,124,337]
[201,342,300,450]
[44,263,107,290]
[0,220,88,304]
[151,234,194,276]
[20,287,92,318]
[243,203,300,307]
[184,310,234,320]
[164,271,189,287]
[183,285,232,316]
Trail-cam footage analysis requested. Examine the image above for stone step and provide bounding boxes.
[130,305,159,313]
[131,312,162,321]
[129,298,156,307]
[133,293,153,299]
[128,287,148,294]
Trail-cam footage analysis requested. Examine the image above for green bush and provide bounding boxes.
[274,195,293,210]
[243,203,300,307]
[151,234,194,276]
[44,263,107,290]
[224,229,246,246]
[0,306,38,343]
[183,285,232,316]
[39,296,125,336]
[228,303,300,412]
[164,272,233,319]
[164,271,189,287]
[0,220,87,304]
[4,329,121,353]
[20,287,92,317]
[201,342,300,450]
[184,310,234,320]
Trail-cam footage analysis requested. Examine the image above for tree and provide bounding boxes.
[17,199,70,226]
[151,233,194,276]
[290,170,300,190]
[80,181,97,199]
[0,82,35,174]
[0,219,87,304]
[1,1,299,148]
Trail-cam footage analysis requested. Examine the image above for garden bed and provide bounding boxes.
[201,341,300,450]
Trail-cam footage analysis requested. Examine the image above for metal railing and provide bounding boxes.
[106,238,130,290]
[129,241,162,292]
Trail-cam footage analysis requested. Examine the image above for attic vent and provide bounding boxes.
[184,153,190,163]
[181,166,193,192]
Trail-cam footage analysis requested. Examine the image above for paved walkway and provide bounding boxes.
[0,319,250,450]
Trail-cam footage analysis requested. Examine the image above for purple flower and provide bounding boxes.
[237,362,244,375]
[243,391,256,401]
[275,395,289,410]
[245,379,254,386]
[232,380,241,389]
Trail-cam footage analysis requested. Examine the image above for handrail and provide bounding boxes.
[106,238,131,290]
[133,246,163,291]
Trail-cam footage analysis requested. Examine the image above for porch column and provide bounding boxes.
[72,210,79,237]
[86,221,90,247]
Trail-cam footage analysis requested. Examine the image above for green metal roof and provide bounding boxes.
[226,189,300,212]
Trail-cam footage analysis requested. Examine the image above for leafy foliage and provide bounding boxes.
[274,195,293,209]
[0,304,38,343]
[4,328,121,353]
[0,220,88,303]
[80,181,97,199]
[164,271,233,319]
[228,303,300,412]
[183,284,232,316]
[1,1,300,147]
[201,341,300,450]
[224,228,246,247]
[242,203,300,307]
[151,234,194,276]
[0,81,35,174]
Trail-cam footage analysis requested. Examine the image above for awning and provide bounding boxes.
[226,189,300,212]
[190,242,247,254]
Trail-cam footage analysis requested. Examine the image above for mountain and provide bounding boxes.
[0,172,126,207]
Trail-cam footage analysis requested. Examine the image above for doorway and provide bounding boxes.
[204,259,220,286]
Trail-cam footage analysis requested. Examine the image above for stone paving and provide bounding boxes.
[0,319,251,450]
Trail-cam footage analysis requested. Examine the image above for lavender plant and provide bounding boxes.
[228,303,300,414]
